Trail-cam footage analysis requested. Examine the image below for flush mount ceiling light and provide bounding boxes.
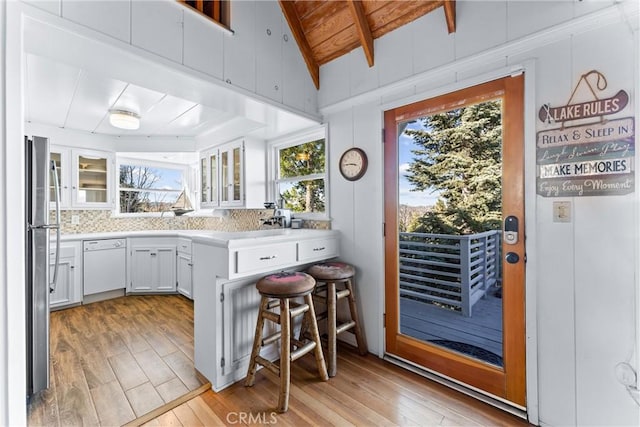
[109,110,140,130]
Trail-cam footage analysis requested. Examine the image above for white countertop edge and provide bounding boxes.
[57,228,339,248]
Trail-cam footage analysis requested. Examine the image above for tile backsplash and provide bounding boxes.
[51,209,330,234]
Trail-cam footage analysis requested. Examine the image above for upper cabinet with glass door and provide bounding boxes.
[199,138,266,209]
[50,145,114,209]
[199,148,219,208]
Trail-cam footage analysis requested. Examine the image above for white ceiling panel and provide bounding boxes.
[112,83,166,118]
[25,54,80,126]
[24,17,321,143]
[133,95,198,135]
[65,71,128,132]
[158,104,233,136]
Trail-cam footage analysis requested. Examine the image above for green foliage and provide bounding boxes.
[406,101,502,234]
[278,139,326,213]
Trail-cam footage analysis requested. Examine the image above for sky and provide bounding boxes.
[398,120,440,207]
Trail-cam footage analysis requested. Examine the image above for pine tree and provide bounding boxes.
[406,101,502,234]
[278,139,325,212]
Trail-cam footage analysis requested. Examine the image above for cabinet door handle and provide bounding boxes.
[259,255,277,261]
[313,247,326,252]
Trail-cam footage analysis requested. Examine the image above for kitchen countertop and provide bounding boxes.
[59,228,339,248]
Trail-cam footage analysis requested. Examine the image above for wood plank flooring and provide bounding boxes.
[27,295,208,427]
[145,345,532,427]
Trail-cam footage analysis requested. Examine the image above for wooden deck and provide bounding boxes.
[400,288,503,363]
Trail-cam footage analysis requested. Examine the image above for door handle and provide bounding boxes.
[505,252,520,264]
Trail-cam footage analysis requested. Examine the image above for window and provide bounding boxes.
[270,127,328,218]
[179,0,230,29]
[117,159,188,215]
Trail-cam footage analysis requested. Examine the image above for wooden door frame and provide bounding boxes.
[384,75,526,406]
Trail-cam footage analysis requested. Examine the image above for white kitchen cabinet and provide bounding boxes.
[49,148,71,208]
[129,238,177,293]
[282,21,314,113]
[219,138,265,208]
[222,0,256,92]
[219,140,243,207]
[49,242,82,310]
[219,278,264,385]
[200,138,265,209]
[61,0,130,43]
[183,8,224,80]
[131,0,184,64]
[255,0,282,102]
[192,229,340,390]
[177,238,193,299]
[73,149,113,208]
[199,147,219,208]
[50,145,114,209]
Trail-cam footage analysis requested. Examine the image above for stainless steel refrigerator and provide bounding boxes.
[25,135,60,399]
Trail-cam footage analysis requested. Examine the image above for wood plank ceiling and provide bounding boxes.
[279,0,456,89]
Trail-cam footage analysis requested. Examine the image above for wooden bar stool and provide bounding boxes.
[245,271,328,413]
[306,262,367,377]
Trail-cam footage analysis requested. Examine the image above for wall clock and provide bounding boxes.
[339,147,368,181]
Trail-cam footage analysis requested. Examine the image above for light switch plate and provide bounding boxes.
[553,201,571,223]
[71,215,80,225]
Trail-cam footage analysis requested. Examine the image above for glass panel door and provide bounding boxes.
[221,151,229,203]
[50,152,62,202]
[210,152,218,204]
[200,157,207,203]
[384,76,526,405]
[77,155,107,204]
[232,146,241,202]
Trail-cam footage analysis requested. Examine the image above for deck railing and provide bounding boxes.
[399,230,501,317]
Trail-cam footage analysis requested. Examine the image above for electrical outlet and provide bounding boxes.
[553,201,572,223]
[71,215,80,225]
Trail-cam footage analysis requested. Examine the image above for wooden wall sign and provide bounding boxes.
[536,71,634,197]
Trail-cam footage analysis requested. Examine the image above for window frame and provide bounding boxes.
[267,125,329,220]
[114,156,192,217]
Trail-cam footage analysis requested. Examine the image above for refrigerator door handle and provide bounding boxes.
[50,160,61,293]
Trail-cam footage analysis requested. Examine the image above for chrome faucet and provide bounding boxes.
[261,202,291,228]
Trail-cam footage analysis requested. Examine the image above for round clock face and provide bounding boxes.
[339,148,368,181]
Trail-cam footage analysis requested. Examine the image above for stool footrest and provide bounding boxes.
[291,341,316,362]
[261,310,280,324]
[336,289,351,299]
[266,299,280,309]
[289,303,309,318]
[336,320,356,335]
[255,356,280,376]
[315,311,328,321]
[262,331,281,346]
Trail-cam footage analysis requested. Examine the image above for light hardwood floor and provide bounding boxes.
[144,345,532,427]
[28,295,208,427]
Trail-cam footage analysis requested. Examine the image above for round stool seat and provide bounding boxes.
[256,271,316,298]
[307,262,355,281]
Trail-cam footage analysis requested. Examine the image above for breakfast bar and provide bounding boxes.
[191,229,339,390]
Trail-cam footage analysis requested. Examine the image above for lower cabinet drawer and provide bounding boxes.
[235,242,297,275]
[298,238,338,262]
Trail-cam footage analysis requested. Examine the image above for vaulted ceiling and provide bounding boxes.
[279,0,456,89]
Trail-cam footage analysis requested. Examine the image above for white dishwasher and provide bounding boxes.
[83,239,127,296]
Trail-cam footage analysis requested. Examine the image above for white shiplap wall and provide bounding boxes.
[321,1,640,425]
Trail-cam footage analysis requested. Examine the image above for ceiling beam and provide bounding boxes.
[443,0,456,34]
[346,0,374,67]
[278,0,320,89]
